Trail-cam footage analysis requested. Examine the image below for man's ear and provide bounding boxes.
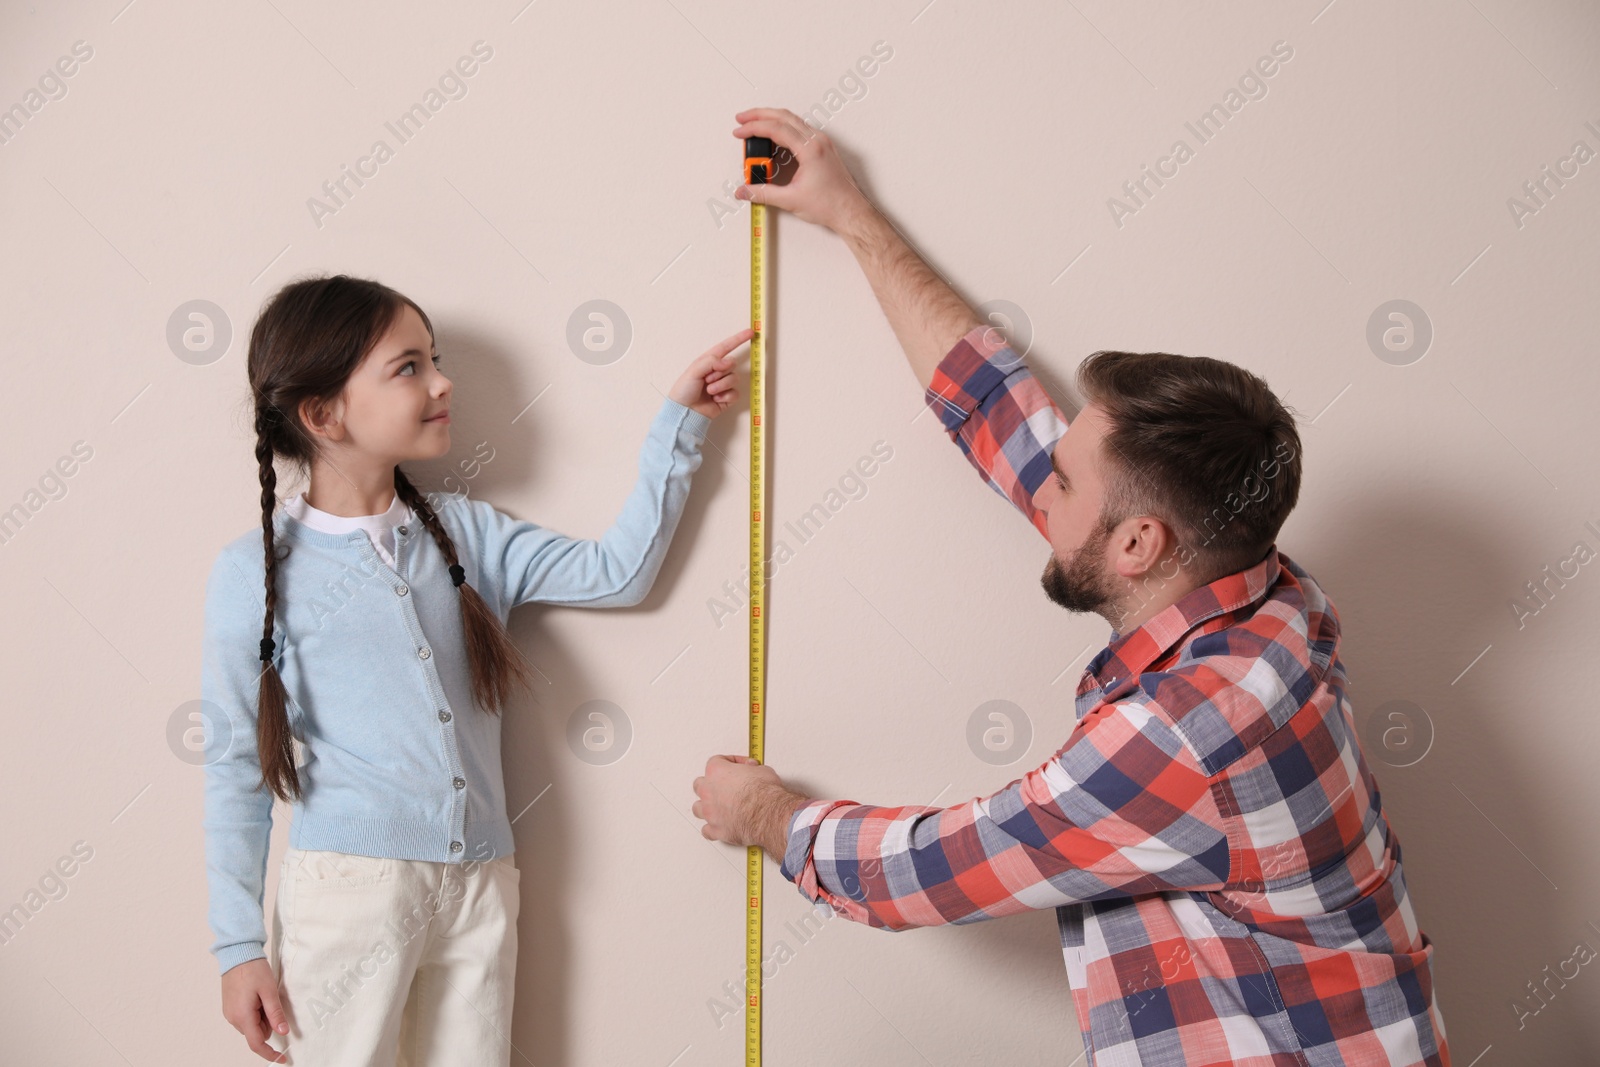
[1112,515,1175,579]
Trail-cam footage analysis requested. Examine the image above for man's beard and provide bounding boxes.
[1040,520,1122,622]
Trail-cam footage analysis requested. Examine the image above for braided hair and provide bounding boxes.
[247,274,533,803]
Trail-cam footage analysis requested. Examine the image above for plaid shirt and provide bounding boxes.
[779,325,1450,1066]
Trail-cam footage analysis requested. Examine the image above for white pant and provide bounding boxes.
[266,847,520,1066]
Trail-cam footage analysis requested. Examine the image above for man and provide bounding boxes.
[692,107,1449,1067]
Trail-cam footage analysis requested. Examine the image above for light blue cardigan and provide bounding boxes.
[202,396,711,974]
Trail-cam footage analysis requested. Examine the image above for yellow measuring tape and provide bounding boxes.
[743,135,773,1067]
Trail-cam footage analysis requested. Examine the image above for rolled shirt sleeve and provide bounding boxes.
[778,699,1232,931]
[923,324,1070,542]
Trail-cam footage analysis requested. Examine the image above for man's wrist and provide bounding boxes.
[751,783,811,857]
[836,195,884,252]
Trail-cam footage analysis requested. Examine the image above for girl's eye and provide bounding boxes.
[400,354,442,376]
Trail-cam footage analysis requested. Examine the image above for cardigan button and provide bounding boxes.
[395,583,409,596]
[438,709,452,722]
[398,525,409,536]
[453,777,466,790]
[418,646,431,660]
[449,841,464,853]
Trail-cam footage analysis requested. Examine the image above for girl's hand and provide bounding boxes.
[669,327,754,419]
[221,958,289,1062]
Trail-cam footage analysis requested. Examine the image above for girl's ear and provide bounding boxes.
[298,394,342,442]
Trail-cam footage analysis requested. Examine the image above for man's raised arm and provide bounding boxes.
[837,201,980,393]
[732,107,1070,539]
[734,108,976,389]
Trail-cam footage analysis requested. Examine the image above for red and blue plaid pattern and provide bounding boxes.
[779,325,1450,1066]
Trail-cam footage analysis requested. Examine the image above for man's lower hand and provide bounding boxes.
[692,754,810,857]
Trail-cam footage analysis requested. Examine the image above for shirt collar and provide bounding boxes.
[1077,545,1283,703]
[285,490,410,530]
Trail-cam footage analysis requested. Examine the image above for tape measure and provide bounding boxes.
[743,134,774,1067]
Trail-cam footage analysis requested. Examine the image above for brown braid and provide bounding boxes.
[393,470,535,715]
[253,403,301,802]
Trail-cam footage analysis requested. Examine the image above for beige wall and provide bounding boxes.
[3,0,1598,1062]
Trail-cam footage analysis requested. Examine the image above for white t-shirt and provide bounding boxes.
[283,491,414,569]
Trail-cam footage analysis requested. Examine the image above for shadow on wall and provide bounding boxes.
[1318,492,1600,1063]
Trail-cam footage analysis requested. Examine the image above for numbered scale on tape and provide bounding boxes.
[743,134,773,1067]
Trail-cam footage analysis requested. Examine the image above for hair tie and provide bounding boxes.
[259,637,276,663]
[449,564,466,587]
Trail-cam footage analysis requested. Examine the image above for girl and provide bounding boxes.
[202,274,749,1064]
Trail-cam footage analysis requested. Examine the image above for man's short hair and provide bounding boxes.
[1075,349,1302,582]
